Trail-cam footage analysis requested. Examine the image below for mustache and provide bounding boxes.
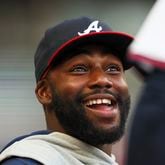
[77,89,120,102]
[76,89,130,110]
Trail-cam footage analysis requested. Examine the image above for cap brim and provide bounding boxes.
[43,32,133,79]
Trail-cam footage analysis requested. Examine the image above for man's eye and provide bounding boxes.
[106,65,121,73]
[70,65,88,73]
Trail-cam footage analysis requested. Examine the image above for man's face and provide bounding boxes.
[47,45,130,146]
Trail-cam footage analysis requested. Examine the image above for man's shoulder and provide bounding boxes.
[0,130,51,165]
[1,130,51,152]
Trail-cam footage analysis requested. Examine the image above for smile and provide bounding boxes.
[83,93,118,112]
[85,98,112,106]
[83,94,118,120]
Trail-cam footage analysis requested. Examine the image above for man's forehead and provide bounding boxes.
[46,44,125,80]
[69,43,123,62]
[65,43,118,60]
[51,43,122,67]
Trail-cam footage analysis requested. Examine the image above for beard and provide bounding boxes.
[50,86,130,147]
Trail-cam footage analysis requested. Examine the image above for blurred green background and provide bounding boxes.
[0,0,155,163]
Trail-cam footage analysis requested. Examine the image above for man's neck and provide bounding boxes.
[98,144,112,156]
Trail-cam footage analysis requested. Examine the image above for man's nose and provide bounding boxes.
[87,69,113,89]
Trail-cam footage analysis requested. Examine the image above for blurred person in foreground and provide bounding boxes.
[0,17,133,165]
[126,0,165,164]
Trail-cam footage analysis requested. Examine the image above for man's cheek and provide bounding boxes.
[59,83,84,98]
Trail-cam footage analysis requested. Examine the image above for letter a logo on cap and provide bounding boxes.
[78,20,102,36]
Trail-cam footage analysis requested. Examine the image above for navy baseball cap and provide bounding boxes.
[34,16,133,82]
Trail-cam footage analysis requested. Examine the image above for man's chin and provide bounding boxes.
[66,123,125,146]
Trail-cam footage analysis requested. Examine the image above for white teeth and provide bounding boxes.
[89,101,93,105]
[93,100,97,104]
[102,99,111,105]
[97,99,102,104]
[85,99,112,106]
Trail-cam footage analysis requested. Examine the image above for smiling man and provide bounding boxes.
[0,17,133,165]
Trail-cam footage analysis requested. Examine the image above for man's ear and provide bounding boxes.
[35,79,52,105]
